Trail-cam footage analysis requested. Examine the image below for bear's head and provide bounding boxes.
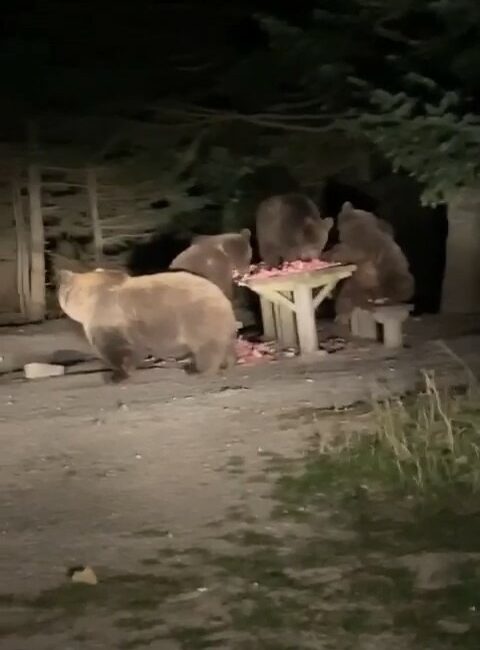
[191,229,252,273]
[295,216,333,261]
[338,202,393,239]
[58,268,128,323]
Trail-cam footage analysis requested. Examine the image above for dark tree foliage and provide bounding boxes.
[3,1,480,206]
[250,0,480,204]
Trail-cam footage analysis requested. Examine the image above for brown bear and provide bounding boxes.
[323,202,415,323]
[169,229,252,300]
[57,268,237,382]
[256,193,333,267]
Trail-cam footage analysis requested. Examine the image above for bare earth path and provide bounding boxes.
[1,324,480,649]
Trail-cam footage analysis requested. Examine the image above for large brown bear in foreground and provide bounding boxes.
[324,202,415,323]
[256,193,333,267]
[58,268,237,382]
[169,229,252,299]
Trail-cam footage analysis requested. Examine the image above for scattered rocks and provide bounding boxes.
[24,362,65,380]
[437,619,470,635]
[68,565,98,585]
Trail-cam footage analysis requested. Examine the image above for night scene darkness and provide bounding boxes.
[1,2,480,648]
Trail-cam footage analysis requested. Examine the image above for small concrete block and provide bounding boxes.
[24,362,65,379]
[350,308,377,339]
[371,304,413,349]
[382,321,403,349]
[372,304,413,325]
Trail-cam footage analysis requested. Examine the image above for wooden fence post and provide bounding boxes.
[86,167,103,265]
[27,121,46,321]
[12,166,30,316]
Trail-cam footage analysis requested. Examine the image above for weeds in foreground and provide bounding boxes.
[280,371,480,501]
[372,371,480,492]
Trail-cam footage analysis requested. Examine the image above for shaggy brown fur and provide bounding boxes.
[324,202,415,323]
[256,193,333,267]
[169,229,252,299]
[58,268,237,382]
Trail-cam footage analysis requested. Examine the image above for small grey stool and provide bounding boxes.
[350,303,413,349]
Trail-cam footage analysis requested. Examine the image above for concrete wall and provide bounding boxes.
[442,189,480,313]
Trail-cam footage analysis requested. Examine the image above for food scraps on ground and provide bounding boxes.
[235,337,277,365]
[145,336,344,370]
[234,259,340,283]
[319,336,346,354]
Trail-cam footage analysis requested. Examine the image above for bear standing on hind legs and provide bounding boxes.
[256,193,333,267]
[57,268,238,383]
[323,202,415,324]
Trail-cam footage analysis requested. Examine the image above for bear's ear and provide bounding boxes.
[240,228,251,241]
[322,217,334,231]
[341,201,353,213]
[191,234,210,244]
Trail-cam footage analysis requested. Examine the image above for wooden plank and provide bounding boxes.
[242,264,356,292]
[259,296,276,339]
[293,284,318,354]
[275,292,298,348]
[351,308,377,339]
[12,172,29,316]
[312,279,337,310]
[253,288,296,313]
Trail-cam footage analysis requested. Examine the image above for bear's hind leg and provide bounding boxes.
[87,326,139,383]
[191,340,229,377]
[335,280,356,325]
[220,339,237,370]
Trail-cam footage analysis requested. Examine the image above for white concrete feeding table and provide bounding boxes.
[237,263,356,356]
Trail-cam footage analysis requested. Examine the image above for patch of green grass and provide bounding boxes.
[0,569,206,638]
[115,615,162,631]
[260,451,300,475]
[224,504,256,523]
[226,455,245,468]
[211,544,297,591]
[168,624,227,649]
[381,565,480,648]
[230,591,308,632]
[221,529,278,547]
[371,372,480,494]
[139,557,160,567]
[271,374,480,516]
[129,528,171,538]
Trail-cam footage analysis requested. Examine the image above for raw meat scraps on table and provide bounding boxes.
[234,259,339,282]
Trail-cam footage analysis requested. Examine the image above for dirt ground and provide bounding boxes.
[1,316,480,649]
